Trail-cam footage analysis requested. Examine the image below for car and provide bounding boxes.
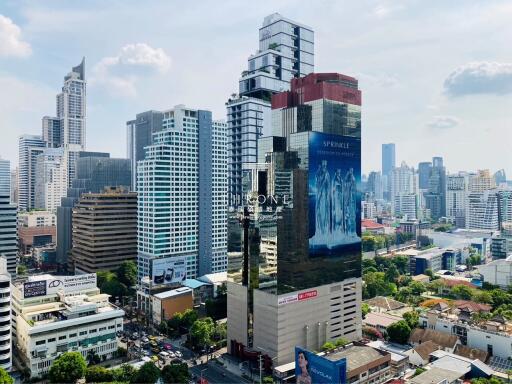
[142,337,149,343]
[130,334,138,340]
[168,351,176,358]
[150,341,158,348]
[149,335,157,341]
[133,332,139,338]
[152,347,160,353]
[151,355,158,362]
[159,351,169,358]
[163,343,172,350]
[175,351,182,358]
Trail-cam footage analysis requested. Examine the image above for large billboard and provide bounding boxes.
[308,132,361,257]
[22,274,97,298]
[295,347,346,384]
[151,256,187,285]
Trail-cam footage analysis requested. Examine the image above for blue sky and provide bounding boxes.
[1,0,512,176]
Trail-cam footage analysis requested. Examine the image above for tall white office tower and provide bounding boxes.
[18,135,46,211]
[34,148,68,212]
[227,13,314,207]
[136,106,227,315]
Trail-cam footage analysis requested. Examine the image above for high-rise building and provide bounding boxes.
[424,157,446,220]
[42,116,62,148]
[34,148,67,212]
[366,171,383,200]
[41,59,86,189]
[18,135,46,211]
[228,73,362,366]
[10,168,18,205]
[0,258,11,372]
[466,190,499,231]
[126,110,164,191]
[446,174,469,228]
[381,144,395,176]
[469,169,495,193]
[494,169,507,186]
[56,152,131,268]
[71,187,137,273]
[136,106,227,314]
[390,161,417,215]
[0,158,9,197]
[227,13,314,207]
[394,194,417,220]
[0,193,17,275]
[418,162,432,190]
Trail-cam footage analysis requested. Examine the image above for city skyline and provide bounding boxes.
[0,1,511,175]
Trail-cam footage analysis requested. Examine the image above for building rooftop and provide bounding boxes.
[453,344,488,362]
[183,279,210,289]
[361,219,385,229]
[153,287,192,299]
[409,328,459,349]
[409,367,462,384]
[366,340,410,363]
[324,345,388,373]
[412,340,441,360]
[365,296,406,311]
[363,312,402,328]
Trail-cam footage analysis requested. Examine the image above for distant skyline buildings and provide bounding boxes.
[18,134,46,211]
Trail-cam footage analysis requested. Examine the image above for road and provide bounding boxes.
[190,361,251,384]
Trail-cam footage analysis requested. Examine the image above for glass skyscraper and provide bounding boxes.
[228,73,362,366]
[227,13,314,207]
[18,134,46,211]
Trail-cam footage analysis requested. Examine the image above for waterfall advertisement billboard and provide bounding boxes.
[308,132,361,257]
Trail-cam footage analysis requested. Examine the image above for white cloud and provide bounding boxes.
[0,14,31,57]
[427,115,460,130]
[444,62,512,97]
[91,43,171,97]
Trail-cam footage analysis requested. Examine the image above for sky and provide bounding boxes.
[0,0,512,176]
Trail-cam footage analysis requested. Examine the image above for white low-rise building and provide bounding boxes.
[420,308,512,360]
[478,257,512,288]
[11,273,124,378]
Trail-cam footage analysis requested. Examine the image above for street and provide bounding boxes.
[190,361,251,384]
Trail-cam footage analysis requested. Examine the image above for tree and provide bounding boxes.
[86,351,101,366]
[158,320,169,335]
[409,281,426,296]
[321,342,336,351]
[414,368,426,377]
[451,285,474,300]
[474,290,493,304]
[335,338,349,347]
[386,320,411,345]
[48,352,87,384]
[190,318,215,348]
[17,264,27,275]
[262,376,275,384]
[101,279,128,299]
[362,303,371,318]
[131,362,160,384]
[161,363,189,384]
[86,366,113,383]
[0,368,13,384]
[385,264,399,283]
[181,309,199,328]
[362,259,378,274]
[424,269,434,279]
[96,270,115,289]
[403,311,419,328]
[112,364,137,382]
[117,261,138,288]
[363,272,397,299]
[392,256,409,274]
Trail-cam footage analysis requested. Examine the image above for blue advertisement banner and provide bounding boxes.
[295,347,347,384]
[308,132,361,257]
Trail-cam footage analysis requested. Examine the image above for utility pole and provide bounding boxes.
[259,353,263,384]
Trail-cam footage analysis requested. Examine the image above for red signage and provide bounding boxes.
[298,290,318,301]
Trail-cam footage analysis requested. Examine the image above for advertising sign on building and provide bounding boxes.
[22,273,97,298]
[308,132,361,257]
[23,280,47,298]
[295,347,346,384]
[278,290,318,306]
[151,256,187,285]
